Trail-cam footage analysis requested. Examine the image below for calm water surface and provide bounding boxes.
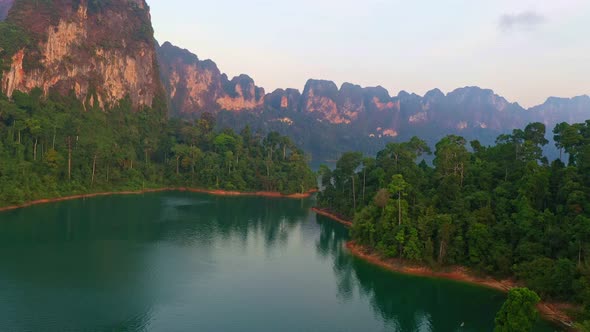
[0,192,556,331]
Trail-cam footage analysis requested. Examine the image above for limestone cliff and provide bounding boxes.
[0,0,164,109]
[529,95,590,128]
[298,79,401,136]
[157,41,264,116]
[157,41,587,144]
[265,88,301,112]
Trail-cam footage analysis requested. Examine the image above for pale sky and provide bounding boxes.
[150,0,590,108]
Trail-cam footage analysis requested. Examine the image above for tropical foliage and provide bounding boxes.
[318,121,590,323]
[494,288,541,332]
[0,90,317,207]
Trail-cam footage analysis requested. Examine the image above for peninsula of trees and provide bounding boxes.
[318,121,590,327]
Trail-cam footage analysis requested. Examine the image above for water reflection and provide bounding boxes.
[317,216,503,332]
[0,193,318,331]
[0,193,553,332]
[314,215,555,332]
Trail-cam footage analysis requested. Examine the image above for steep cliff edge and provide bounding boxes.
[157,41,264,117]
[0,0,164,109]
[529,95,590,127]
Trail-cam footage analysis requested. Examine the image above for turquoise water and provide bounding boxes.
[0,192,557,331]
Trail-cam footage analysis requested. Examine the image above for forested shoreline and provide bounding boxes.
[0,90,317,207]
[318,121,590,329]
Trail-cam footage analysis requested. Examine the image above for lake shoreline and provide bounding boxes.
[311,207,353,227]
[0,187,318,213]
[313,207,576,331]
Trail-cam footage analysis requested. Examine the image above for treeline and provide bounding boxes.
[0,89,317,207]
[318,121,590,324]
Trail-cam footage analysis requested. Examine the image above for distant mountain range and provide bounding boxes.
[157,41,589,162]
[1,0,588,164]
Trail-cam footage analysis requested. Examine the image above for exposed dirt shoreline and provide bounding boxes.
[0,187,318,213]
[311,207,353,227]
[313,207,577,331]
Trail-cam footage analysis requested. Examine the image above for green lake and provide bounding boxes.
[0,192,557,331]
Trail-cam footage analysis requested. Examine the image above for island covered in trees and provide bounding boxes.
[0,90,317,207]
[317,121,590,329]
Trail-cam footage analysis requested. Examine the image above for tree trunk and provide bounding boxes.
[460,163,464,188]
[438,241,446,264]
[33,138,38,161]
[106,164,110,183]
[398,191,402,226]
[362,169,366,205]
[52,127,56,150]
[352,175,356,211]
[176,156,180,175]
[67,136,72,181]
[579,242,582,267]
[91,154,97,186]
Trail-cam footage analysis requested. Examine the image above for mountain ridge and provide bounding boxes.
[157,41,588,134]
[0,1,588,163]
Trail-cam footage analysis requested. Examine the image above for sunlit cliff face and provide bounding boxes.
[1,0,163,110]
[158,42,265,115]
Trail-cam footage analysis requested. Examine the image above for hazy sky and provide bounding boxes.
[150,0,590,107]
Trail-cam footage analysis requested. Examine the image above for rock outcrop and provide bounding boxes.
[529,95,590,127]
[265,88,301,112]
[400,87,528,131]
[0,0,164,109]
[157,41,589,141]
[157,41,264,116]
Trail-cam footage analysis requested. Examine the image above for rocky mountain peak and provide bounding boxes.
[157,41,266,116]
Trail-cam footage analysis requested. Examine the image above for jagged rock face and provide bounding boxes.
[158,42,264,116]
[265,88,301,111]
[158,42,225,116]
[218,74,265,111]
[529,95,590,128]
[299,79,401,136]
[1,0,163,109]
[157,42,588,140]
[359,86,401,137]
[300,80,343,123]
[398,87,529,132]
[0,0,14,21]
[434,87,527,131]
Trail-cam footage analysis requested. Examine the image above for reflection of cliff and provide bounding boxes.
[315,214,505,332]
